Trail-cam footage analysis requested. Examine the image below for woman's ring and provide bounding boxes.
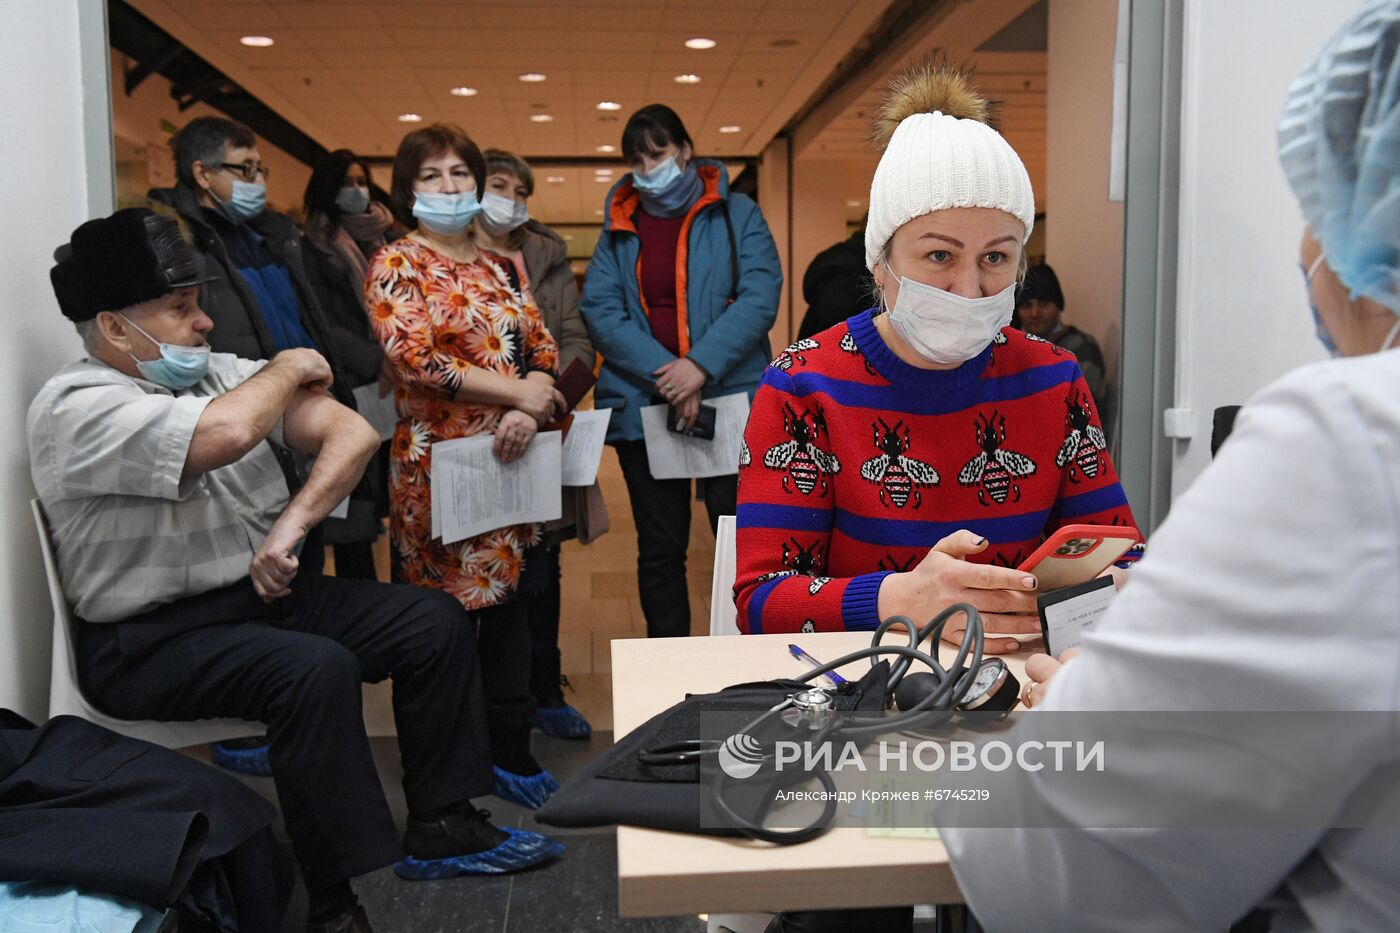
[1021,680,1036,707]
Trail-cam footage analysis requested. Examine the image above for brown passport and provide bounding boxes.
[544,359,597,438]
[553,359,596,413]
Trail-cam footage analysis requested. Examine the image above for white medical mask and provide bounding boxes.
[478,191,529,236]
[884,264,1016,365]
[334,185,370,215]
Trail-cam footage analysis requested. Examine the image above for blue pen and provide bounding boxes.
[789,643,848,687]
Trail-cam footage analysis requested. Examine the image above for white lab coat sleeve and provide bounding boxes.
[939,359,1400,932]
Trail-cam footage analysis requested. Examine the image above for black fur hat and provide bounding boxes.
[49,208,216,322]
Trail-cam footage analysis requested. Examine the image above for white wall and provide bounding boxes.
[790,158,850,337]
[0,0,112,719]
[759,136,793,352]
[1169,0,1366,497]
[1046,0,1125,392]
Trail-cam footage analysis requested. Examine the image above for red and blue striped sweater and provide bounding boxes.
[734,311,1141,634]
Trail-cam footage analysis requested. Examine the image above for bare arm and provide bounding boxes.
[248,389,378,599]
[183,348,331,479]
[454,366,564,423]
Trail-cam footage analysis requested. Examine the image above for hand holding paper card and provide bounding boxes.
[1037,576,1117,656]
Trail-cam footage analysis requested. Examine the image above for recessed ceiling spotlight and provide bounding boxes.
[518,72,547,82]
[240,35,274,47]
[529,114,555,123]
[449,86,477,97]
[397,113,422,122]
[673,74,701,85]
[684,38,716,50]
[596,144,617,153]
[545,175,566,184]
[594,209,604,216]
[718,125,741,133]
[846,200,862,207]
[596,101,622,111]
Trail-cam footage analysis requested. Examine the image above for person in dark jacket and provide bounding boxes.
[797,226,870,340]
[1015,260,1111,418]
[302,149,397,581]
[472,149,602,739]
[581,104,782,640]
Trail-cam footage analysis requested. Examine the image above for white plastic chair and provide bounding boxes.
[36,499,263,749]
[705,515,770,933]
[708,515,740,637]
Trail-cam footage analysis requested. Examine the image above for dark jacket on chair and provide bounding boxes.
[0,710,288,928]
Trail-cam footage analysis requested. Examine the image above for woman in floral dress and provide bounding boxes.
[366,123,566,808]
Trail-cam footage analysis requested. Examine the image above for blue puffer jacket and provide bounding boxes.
[580,159,782,442]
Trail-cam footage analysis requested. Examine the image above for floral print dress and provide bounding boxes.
[365,238,559,609]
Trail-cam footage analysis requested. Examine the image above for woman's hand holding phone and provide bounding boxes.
[876,530,1040,654]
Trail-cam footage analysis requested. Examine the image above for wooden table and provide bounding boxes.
[611,631,1031,918]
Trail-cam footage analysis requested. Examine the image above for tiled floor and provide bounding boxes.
[245,448,722,931]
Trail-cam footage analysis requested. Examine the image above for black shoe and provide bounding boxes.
[404,806,510,860]
[306,903,374,933]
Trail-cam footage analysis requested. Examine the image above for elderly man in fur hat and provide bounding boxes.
[30,209,563,933]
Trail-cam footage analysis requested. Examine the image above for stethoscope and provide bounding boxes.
[637,603,1004,844]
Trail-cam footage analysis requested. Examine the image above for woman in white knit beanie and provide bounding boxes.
[733,59,1139,665]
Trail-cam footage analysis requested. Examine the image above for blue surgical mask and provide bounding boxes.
[633,157,703,217]
[412,189,481,236]
[478,191,530,236]
[1301,254,1339,357]
[120,314,211,390]
[217,178,267,223]
[633,156,683,194]
[334,185,370,215]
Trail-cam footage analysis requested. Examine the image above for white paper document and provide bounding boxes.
[560,408,612,486]
[430,433,562,545]
[352,383,399,442]
[640,392,751,480]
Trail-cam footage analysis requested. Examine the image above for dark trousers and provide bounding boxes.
[74,574,494,892]
[332,541,378,581]
[614,440,736,639]
[473,597,537,773]
[525,542,566,706]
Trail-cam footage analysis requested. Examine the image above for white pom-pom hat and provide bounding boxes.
[864,61,1036,272]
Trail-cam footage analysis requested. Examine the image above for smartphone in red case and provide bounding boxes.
[1019,524,1140,591]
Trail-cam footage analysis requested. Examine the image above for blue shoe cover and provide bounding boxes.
[211,740,272,776]
[492,765,560,809]
[392,827,564,879]
[533,704,593,739]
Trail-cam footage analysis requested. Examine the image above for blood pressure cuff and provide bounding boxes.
[536,663,889,836]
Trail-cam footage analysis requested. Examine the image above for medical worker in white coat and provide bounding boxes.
[939,5,1400,931]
